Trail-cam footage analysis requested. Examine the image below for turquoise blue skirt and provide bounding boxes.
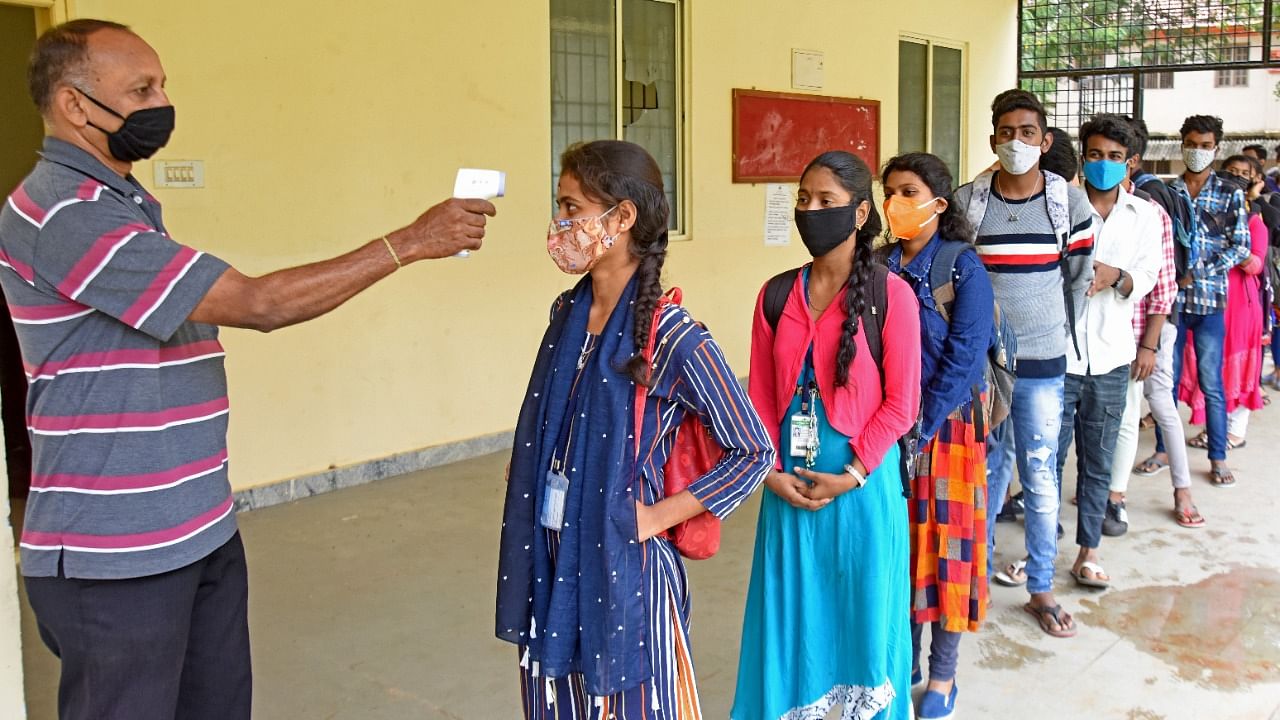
[731,441,910,720]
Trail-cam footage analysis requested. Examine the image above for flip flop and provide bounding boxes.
[1210,465,1237,488]
[1187,432,1209,450]
[1227,437,1247,450]
[1175,505,1206,528]
[993,558,1028,587]
[1134,456,1169,476]
[1023,602,1077,638]
[1071,561,1110,589]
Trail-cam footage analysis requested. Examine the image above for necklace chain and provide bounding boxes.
[994,173,1041,223]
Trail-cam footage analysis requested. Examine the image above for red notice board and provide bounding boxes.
[732,89,880,183]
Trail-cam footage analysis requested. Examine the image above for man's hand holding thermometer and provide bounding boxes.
[452,168,505,257]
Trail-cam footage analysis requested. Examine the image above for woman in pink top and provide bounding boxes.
[731,151,921,720]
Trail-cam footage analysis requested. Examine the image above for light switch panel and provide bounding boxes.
[153,160,205,188]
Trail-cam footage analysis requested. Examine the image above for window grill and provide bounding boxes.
[1018,0,1278,125]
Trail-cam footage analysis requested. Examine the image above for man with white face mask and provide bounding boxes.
[1155,115,1251,487]
[953,89,1097,638]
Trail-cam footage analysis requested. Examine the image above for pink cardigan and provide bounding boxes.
[748,268,922,473]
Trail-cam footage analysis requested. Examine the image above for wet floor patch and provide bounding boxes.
[974,619,1054,670]
[1079,566,1280,691]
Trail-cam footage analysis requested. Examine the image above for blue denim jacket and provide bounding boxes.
[886,234,994,442]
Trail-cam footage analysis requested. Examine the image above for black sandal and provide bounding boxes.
[1023,602,1077,638]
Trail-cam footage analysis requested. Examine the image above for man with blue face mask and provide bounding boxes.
[1058,114,1163,589]
[1158,115,1251,488]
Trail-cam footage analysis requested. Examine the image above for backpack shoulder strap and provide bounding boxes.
[862,264,890,385]
[1046,174,1082,360]
[964,172,994,231]
[1043,170,1072,247]
[763,268,802,333]
[927,240,968,325]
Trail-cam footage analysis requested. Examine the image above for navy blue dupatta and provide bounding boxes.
[495,274,654,697]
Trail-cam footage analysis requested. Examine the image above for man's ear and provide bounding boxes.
[52,84,91,129]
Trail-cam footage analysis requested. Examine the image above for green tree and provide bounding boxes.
[1021,0,1269,74]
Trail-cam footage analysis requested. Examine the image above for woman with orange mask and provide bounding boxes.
[880,153,995,720]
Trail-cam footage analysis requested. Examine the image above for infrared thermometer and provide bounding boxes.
[453,168,505,257]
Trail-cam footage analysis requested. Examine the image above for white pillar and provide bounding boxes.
[0,447,28,718]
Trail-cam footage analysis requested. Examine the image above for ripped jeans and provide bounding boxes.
[985,373,1066,594]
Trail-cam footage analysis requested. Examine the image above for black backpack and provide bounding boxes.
[761,264,916,498]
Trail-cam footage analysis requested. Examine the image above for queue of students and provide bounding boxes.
[496,82,1277,719]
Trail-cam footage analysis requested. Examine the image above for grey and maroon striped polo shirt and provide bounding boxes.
[0,137,236,580]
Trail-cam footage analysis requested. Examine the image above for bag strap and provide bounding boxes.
[927,240,968,326]
[763,268,801,333]
[863,264,889,390]
[632,288,681,460]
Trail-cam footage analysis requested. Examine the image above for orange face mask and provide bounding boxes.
[883,195,941,241]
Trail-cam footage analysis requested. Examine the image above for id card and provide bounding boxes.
[540,471,570,530]
[789,414,818,458]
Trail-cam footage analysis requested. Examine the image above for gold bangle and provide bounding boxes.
[381,234,402,269]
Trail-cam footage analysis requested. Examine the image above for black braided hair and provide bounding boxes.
[559,140,670,386]
[880,152,975,244]
[801,151,883,387]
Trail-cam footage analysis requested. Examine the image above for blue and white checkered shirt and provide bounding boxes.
[1171,172,1251,315]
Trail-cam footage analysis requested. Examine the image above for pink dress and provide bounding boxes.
[1180,212,1267,423]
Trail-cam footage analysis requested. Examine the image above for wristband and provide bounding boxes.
[1139,344,1157,353]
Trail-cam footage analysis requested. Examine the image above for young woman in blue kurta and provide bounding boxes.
[733,151,921,720]
[496,141,774,719]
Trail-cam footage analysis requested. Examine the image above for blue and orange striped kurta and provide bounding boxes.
[499,281,773,719]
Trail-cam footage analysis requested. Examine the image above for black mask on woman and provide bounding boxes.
[78,89,175,162]
[794,205,857,258]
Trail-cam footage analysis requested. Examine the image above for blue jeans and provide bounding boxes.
[1271,307,1280,371]
[1057,366,1130,549]
[985,373,1065,594]
[1155,310,1227,461]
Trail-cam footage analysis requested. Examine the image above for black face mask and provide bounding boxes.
[78,90,175,162]
[794,205,856,258]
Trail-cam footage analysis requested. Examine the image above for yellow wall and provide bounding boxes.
[58,0,1018,491]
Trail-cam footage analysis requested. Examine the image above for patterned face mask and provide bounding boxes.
[546,206,619,274]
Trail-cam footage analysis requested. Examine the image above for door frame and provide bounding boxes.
[0,4,71,716]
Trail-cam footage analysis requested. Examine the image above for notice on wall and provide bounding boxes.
[764,183,794,246]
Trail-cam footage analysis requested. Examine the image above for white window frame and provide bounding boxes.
[550,0,691,239]
[899,34,968,175]
[1214,45,1250,88]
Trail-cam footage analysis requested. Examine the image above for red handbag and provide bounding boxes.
[633,288,724,560]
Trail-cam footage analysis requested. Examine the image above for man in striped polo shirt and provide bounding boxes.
[954,89,1096,639]
[2,20,495,719]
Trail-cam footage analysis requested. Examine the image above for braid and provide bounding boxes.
[625,240,668,386]
[835,232,875,387]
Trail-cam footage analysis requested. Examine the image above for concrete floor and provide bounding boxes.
[18,408,1280,719]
